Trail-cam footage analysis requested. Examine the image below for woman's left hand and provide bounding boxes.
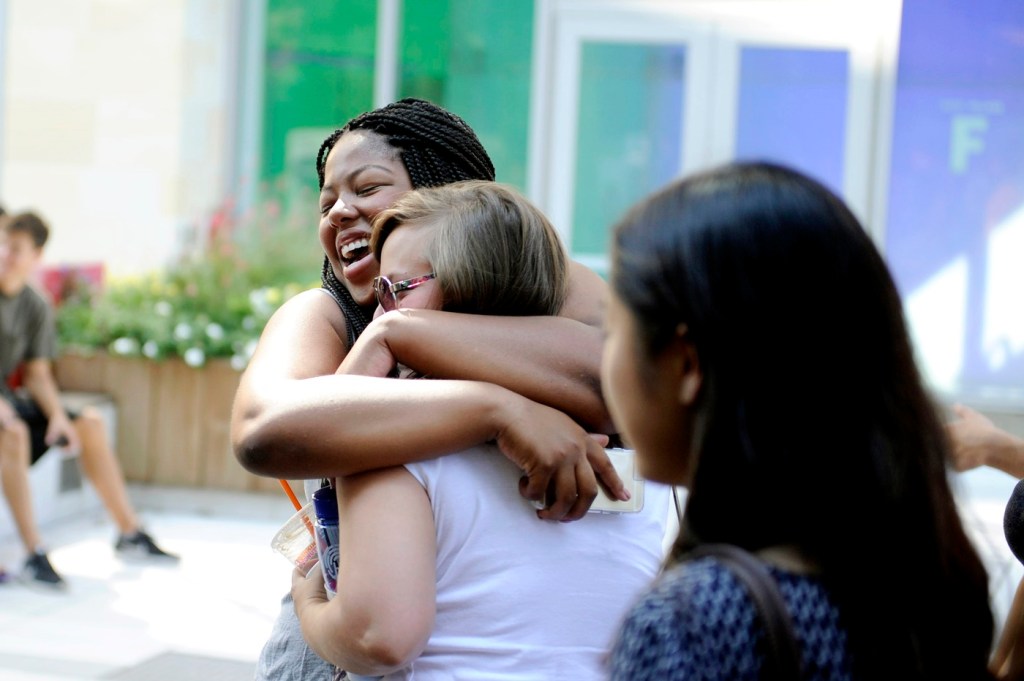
[291,559,328,613]
[337,314,399,377]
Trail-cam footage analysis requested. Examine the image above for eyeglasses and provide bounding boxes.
[373,273,436,312]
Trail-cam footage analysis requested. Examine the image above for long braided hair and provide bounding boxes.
[316,98,496,346]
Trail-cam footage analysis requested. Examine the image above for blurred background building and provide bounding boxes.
[0,0,1021,415]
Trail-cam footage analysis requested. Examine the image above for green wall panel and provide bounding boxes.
[399,1,534,191]
[262,0,378,188]
[260,1,534,206]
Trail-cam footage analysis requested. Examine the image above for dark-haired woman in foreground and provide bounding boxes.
[602,162,994,679]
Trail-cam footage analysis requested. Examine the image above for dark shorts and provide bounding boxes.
[10,396,79,465]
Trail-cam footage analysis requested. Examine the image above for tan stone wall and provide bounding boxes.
[1,0,238,277]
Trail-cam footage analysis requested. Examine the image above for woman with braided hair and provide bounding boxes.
[232,99,629,680]
[293,180,668,679]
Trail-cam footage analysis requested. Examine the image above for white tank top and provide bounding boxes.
[390,444,671,680]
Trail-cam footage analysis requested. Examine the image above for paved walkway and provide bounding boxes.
[0,470,1020,680]
[0,485,295,681]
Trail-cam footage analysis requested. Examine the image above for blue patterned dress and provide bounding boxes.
[609,557,853,680]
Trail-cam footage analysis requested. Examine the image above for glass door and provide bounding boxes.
[529,0,902,274]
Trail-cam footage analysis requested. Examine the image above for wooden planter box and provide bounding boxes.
[55,352,283,493]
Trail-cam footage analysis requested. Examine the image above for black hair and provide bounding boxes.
[610,162,993,679]
[315,98,495,345]
[4,211,50,248]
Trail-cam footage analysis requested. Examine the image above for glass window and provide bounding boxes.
[735,46,848,198]
[262,0,377,192]
[571,42,685,269]
[399,0,534,191]
[886,1,1024,406]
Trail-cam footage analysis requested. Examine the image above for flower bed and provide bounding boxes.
[53,193,320,492]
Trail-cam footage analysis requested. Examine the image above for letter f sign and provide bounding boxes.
[950,114,988,175]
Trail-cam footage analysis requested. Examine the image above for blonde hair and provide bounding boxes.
[371,180,568,317]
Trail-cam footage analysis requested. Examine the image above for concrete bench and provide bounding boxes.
[0,392,114,546]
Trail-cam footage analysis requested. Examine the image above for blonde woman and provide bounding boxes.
[292,181,670,680]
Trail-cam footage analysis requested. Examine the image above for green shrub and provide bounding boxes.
[57,188,323,369]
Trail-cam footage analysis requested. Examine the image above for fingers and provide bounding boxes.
[951,403,965,417]
[537,453,601,522]
[298,557,320,577]
[291,560,325,607]
[588,432,610,447]
[587,439,629,501]
[562,460,598,522]
[519,468,551,504]
[537,466,574,521]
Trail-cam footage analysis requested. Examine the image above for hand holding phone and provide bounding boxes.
[529,448,646,515]
[588,448,645,514]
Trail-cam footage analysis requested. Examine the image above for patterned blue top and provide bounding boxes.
[609,557,853,680]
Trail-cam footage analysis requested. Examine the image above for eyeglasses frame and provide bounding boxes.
[373,272,437,312]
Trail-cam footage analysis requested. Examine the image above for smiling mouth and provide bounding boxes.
[340,238,371,265]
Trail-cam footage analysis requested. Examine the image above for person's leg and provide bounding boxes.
[73,406,137,534]
[0,419,43,551]
[72,406,178,560]
[0,416,65,588]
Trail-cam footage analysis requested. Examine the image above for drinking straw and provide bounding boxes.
[279,479,303,511]
[279,479,315,537]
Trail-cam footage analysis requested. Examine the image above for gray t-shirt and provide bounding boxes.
[0,284,57,400]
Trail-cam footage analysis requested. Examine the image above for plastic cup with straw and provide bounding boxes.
[270,480,318,565]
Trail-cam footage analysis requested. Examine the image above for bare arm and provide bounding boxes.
[341,311,610,432]
[946,404,1024,478]
[992,576,1024,679]
[292,467,436,674]
[340,261,613,432]
[232,289,622,519]
[22,358,79,451]
[233,290,513,476]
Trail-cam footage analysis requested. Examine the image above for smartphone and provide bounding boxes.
[529,448,646,514]
[588,448,645,514]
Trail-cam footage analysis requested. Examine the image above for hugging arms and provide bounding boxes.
[231,259,623,520]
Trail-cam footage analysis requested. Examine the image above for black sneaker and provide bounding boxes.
[20,551,67,590]
[115,530,180,562]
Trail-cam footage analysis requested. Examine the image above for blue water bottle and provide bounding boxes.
[311,485,339,598]
[312,486,382,681]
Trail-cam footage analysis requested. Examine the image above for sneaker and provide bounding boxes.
[19,551,67,590]
[115,529,180,562]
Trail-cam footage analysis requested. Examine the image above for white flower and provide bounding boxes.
[174,323,193,341]
[242,315,257,331]
[205,323,225,341]
[230,354,248,371]
[111,337,139,355]
[183,347,206,368]
[154,301,173,317]
[142,340,160,358]
[249,288,274,317]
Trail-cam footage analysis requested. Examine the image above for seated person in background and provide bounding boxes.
[292,181,670,680]
[0,211,177,590]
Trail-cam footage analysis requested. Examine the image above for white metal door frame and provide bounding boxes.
[529,0,902,246]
